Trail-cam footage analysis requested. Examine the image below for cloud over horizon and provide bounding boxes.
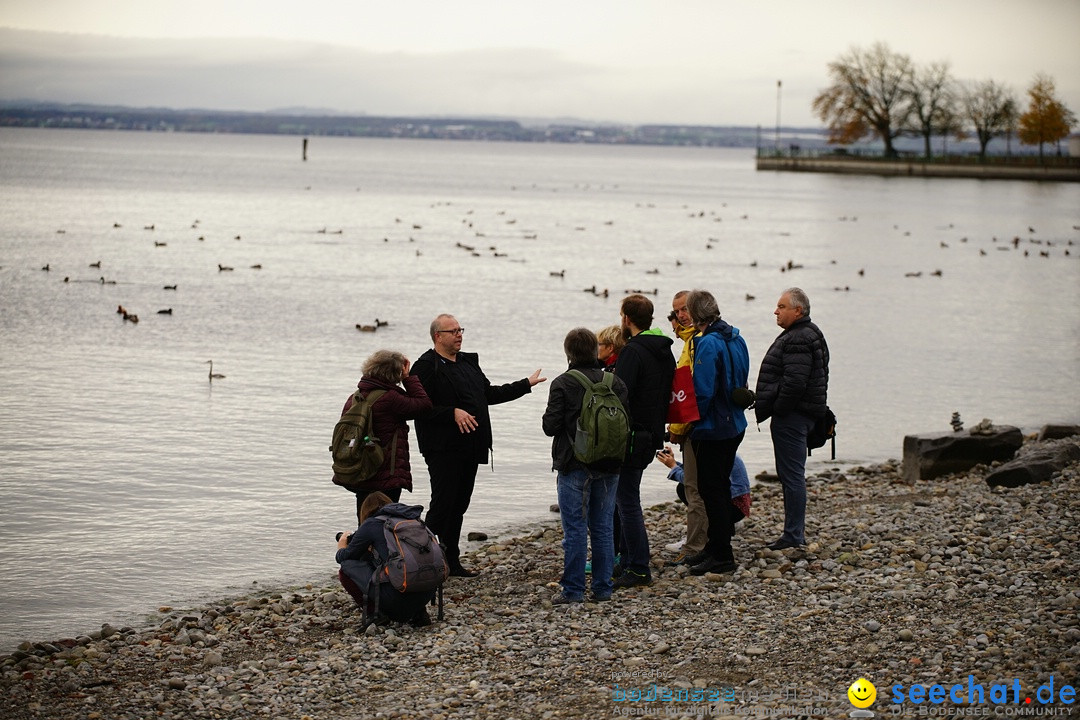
[0,28,834,126]
[2,17,1078,129]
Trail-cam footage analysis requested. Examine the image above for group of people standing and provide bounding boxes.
[333,287,829,616]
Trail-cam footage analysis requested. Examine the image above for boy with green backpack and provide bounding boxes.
[541,328,630,604]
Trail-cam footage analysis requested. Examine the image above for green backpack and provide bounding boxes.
[567,370,630,465]
[330,389,396,488]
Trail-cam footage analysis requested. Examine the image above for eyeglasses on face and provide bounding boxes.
[436,328,465,335]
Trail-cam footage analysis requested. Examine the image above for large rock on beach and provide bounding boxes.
[902,423,1022,482]
[985,439,1080,487]
[1038,423,1080,441]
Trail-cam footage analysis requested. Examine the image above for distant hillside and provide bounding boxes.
[0,101,822,149]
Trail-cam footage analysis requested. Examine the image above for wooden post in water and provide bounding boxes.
[302,137,308,162]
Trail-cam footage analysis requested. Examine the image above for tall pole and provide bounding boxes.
[775,80,782,153]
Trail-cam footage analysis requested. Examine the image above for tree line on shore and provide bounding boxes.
[812,41,1076,160]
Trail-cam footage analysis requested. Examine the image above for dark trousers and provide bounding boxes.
[338,568,432,623]
[615,465,651,574]
[692,432,744,564]
[770,412,814,544]
[423,452,479,566]
[353,487,402,525]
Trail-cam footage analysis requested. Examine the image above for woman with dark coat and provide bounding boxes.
[332,350,432,523]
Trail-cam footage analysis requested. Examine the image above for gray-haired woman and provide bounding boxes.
[332,350,433,523]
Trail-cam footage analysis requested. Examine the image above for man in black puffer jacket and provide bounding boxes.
[754,287,829,550]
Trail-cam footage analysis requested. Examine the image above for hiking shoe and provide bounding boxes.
[667,549,702,566]
[551,591,584,605]
[683,550,710,566]
[408,608,432,627]
[589,592,612,602]
[612,569,652,588]
[689,557,738,576]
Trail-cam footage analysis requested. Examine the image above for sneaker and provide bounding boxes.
[689,557,738,576]
[664,538,686,553]
[612,569,652,588]
[766,538,805,551]
[551,591,584,605]
[589,593,611,603]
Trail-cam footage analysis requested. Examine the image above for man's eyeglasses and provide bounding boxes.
[436,328,465,336]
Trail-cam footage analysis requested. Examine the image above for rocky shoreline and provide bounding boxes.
[3,436,1078,719]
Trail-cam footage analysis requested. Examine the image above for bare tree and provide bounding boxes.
[962,80,1018,158]
[1018,73,1076,160]
[905,61,959,159]
[812,42,915,157]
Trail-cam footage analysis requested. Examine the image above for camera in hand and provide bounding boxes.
[335,531,353,543]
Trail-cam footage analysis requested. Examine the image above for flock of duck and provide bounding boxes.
[31,208,1077,384]
[38,219,268,323]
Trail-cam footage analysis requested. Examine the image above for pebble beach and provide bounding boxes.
[3,436,1078,720]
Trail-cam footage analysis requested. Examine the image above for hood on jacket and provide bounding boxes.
[375,502,423,520]
[702,318,738,341]
[631,328,675,357]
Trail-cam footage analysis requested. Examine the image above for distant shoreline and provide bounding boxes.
[0,102,1041,157]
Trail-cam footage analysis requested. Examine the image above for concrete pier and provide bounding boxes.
[757,153,1080,182]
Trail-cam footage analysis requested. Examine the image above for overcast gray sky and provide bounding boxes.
[1,0,1078,126]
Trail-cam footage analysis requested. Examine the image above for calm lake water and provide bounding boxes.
[1,128,1078,651]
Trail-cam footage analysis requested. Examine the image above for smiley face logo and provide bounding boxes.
[848,677,876,708]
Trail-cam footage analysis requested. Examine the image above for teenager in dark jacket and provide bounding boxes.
[336,492,435,626]
[754,287,830,550]
[411,314,546,577]
[542,327,630,603]
[333,350,432,524]
[611,294,676,588]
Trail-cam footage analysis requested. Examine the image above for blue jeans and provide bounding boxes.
[557,468,619,599]
[615,465,651,575]
[770,412,815,544]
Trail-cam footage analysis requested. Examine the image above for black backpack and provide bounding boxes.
[807,406,837,457]
[329,389,396,488]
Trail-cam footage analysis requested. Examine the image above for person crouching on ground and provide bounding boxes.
[336,491,435,626]
[542,328,630,604]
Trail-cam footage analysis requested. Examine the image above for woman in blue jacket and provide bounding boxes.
[685,289,750,576]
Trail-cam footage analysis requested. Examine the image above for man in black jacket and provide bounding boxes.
[411,314,545,577]
[612,294,676,587]
[754,288,830,550]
